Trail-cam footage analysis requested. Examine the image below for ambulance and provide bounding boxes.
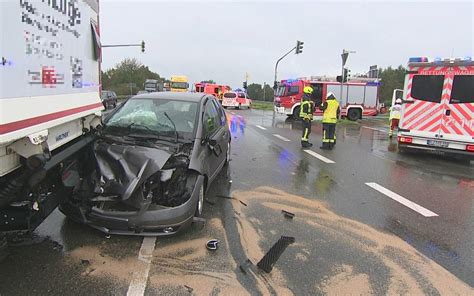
[397,57,474,159]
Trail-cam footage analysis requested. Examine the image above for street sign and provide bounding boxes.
[341,52,349,66]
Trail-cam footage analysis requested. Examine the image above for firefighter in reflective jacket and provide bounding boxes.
[319,92,340,150]
[300,86,315,148]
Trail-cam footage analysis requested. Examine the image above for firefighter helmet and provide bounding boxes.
[395,99,402,104]
[326,92,336,99]
[303,86,313,94]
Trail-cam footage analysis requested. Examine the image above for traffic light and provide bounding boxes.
[141,41,145,53]
[243,81,248,89]
[296,40,304,54]
[343,68,351,82]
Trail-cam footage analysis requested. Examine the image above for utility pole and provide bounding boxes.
[274,40,304,90]
[263,82,266,101]
[339,49,355,108]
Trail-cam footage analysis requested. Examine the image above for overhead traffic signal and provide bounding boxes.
[141,41,145,53]
[243,81,248,89]
[296,40,304,54]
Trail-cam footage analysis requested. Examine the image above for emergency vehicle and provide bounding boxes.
[222,91,252,109]
[274,77,380,121]
[397,57,474,159]
[194,82,231,102]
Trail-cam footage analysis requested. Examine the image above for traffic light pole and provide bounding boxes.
[274,46,296,88]
[102,40,145,52]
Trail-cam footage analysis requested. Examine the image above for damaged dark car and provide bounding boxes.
[59,92,231,235]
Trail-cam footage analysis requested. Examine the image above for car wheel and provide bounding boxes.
[225,141,231,166]
[195,182,205,217]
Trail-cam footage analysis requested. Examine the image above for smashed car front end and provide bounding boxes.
[59,139,203,236]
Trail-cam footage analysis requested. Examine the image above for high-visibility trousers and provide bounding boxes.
[302,119,311,142]
[322,123,336,144]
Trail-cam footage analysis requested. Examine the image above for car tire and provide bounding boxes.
[195,182,205,217]
[224,141,231,166]
[347,108,361,121]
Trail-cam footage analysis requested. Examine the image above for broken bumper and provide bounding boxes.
[59,175,205,236]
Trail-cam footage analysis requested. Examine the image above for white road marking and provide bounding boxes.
[362,126,388,133]
[273,134,291,142]
[304,150,335,164]
[127,237,157,296]
[255,125,267,130]
[365,182,439,217]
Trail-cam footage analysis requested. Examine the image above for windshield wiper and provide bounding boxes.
[163,112,179,144]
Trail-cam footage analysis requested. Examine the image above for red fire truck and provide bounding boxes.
[194,82,231,102]
[274,77,380,121]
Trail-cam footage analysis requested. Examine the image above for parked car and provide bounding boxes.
[222,92,252,109]
[101,90,118,109]
[59,92,231,236]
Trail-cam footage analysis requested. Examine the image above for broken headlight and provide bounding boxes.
[142,156,197,207]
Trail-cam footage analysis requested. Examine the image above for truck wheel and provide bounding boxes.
[0,233,8,262]
[347,108,361,121]
[292,106,301,120]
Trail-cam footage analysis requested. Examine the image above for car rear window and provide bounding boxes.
[410,75,444,103]
[238,93,246,98]
[224,93,236,98]
[450,75,474,104]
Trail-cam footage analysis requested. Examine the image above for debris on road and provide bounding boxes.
[257,236,295,273]
[183,285,193,293]
[281,210,295,219]
[206,239,220,251]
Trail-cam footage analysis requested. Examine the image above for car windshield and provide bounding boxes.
[276,85,286,96]
[171,82,188,89]
[224,93,236,98]
[104,98,198,140]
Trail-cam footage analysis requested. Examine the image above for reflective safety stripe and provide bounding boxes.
[300,101,313,118]
[302,128,309,140]
[322,99,339,123]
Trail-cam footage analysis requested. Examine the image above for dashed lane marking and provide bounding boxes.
[303,149,335,164]
[362,126,388,133]
[255,125,267,130]
[365,182,439,217]
[273,134,291,142]
[127,237,157,296]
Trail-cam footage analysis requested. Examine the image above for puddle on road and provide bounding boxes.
[230,186,473,295]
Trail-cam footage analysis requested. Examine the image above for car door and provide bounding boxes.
[202,97,227,181]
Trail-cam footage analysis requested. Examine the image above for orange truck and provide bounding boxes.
[194,82,231,102]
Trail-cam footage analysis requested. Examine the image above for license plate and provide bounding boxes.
[275,107,285,113]
[427,140,449,148]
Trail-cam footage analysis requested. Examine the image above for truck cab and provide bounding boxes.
[170,75,189,92]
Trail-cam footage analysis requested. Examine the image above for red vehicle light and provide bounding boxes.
[398,136,413,143]
[466,145,474,152]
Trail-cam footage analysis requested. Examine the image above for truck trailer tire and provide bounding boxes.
[0,233,8,262]
[347,108,361,121]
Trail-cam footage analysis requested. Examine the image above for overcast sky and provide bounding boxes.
[100,0,473,88]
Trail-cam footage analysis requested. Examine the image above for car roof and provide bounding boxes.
[131,92,207,102]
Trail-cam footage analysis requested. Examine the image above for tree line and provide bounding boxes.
[102,58,406,104]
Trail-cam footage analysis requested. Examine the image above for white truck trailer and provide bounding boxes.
[0,0,103,246]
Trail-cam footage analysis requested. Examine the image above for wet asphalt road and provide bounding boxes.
[0,108,473,295]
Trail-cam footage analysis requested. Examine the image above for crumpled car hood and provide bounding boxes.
[94,140,172,202]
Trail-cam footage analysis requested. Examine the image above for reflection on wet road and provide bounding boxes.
[0,109,472,295]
